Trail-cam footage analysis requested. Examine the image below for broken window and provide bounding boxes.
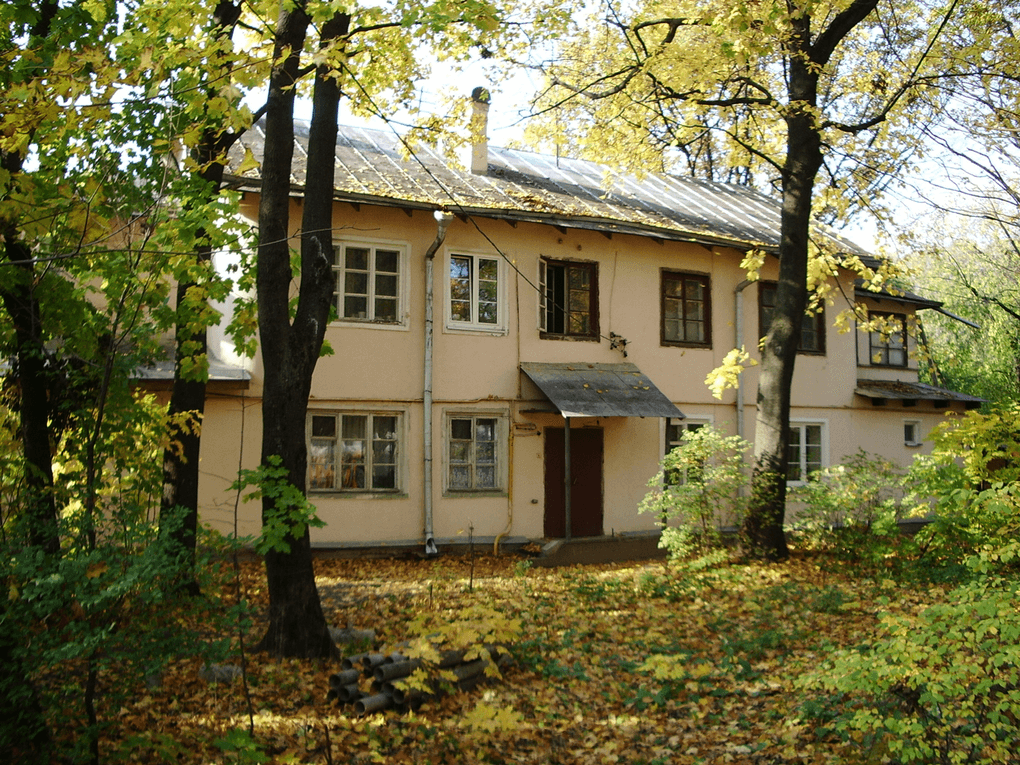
[540,258,599,339]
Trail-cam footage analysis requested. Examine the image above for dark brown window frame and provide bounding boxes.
[758,281,826,355]
[661,270,712,348]
[868,312,908,367]
[539,258,600,341]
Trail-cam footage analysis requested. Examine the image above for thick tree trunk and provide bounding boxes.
[0,603,52,762]
[742,20,823,561]
[254,4,348,659]
[741,1,881,560]
[0,194,60,555]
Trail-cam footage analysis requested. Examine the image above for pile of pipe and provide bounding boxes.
[327,644,507,715]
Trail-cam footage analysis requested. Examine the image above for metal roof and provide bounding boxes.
[135,352,251,388]
[855,284,942,309]
[855,379,983,408]
[521,362,684,419]
[225,120,869,255]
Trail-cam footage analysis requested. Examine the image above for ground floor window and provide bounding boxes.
[904,420,922,447]
[447,414,504,491]
[787,422,824,482]
[308,412,400,492]
[664,417,710,485]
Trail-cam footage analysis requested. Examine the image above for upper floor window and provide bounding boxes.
[787,422,824,483]
[333,243,403,324]
[449,253,501,330]
[308,412,400,492]
[869,312,907,367]
[540,258,599,339]
[759,281,825,354]
[662,271,711,347]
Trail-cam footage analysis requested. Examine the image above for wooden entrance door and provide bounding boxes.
[543,427,604,538]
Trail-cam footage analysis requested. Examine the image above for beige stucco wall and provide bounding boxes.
[191,197,966,548]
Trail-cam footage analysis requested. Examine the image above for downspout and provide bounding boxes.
[424,210,454,556]
[734,279,753,441]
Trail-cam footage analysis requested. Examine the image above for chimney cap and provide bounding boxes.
[471,86,491,104]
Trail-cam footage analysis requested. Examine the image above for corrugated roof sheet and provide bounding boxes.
[855,284,942,309]
[135,353,251,386]
[855,379,983,407]
[225,121,870,256]
[521,362,684,418]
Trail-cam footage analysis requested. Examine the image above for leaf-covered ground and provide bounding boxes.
[79,552,950,764]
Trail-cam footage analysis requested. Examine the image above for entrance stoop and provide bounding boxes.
[533,532,666,567]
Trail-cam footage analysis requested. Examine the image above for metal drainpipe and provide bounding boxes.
[734,279,753,441]
[424,210,453,556]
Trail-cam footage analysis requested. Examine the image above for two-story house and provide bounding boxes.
[184,100,980,552]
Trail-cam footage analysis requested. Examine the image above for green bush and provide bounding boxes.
[907,406,1020,563]
[787,450,910,562]
[801,543,1020,765]
[639,426,749,560]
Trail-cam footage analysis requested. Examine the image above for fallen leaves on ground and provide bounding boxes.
[63,552,956,764]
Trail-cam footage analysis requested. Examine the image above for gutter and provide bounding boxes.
[423,210,454,557]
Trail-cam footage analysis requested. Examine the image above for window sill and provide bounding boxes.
[661,341,712,350]
[445,323,508,336]
[539,332,600,342]
[443,490,508,498]
[331,319,409,332]
[308,491,408,499]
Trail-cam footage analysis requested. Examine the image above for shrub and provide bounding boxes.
[907,406,1020,563]
[801,543,1020,765]
[639,426,749,560]
[787,450,910,562]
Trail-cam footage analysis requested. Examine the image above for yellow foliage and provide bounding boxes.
[460,700,524,734]
[705,347,756,400]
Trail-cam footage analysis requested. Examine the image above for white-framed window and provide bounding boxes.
[445,413,506,492]
[308,412,401,492]
[448,252,503,331]
[904,420,922,447]
[787,421,826,483]
[664,416,712,485]
[332,242,407,325]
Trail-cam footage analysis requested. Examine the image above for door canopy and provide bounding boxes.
[521,362,684,419]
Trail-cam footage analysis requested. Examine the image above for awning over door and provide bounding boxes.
[521,362,684,419]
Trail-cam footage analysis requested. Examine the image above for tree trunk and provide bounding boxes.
[0,603,52,763]
[0,186,60,555]
[254,3,349,659]
[742,17,824,561]
[159,1,242,595]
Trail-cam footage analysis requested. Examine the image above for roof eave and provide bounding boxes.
[222,173,780,254]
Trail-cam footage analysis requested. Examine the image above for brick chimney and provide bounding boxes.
[465,86,490,175]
